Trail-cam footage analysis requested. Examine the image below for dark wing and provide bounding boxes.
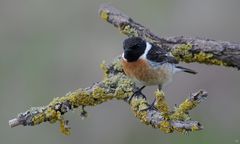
[146,44,178,64]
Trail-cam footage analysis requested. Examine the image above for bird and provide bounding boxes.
[121,37,197,109]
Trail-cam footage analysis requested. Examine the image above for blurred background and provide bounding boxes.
[1,0,240,144]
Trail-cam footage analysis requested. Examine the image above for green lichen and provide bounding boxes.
[172,44,226,66]
[130,97,150,125]
[102,73,134,100]
[112,59,123,72]
[92,87,106,99]
[171,44,193,62]
[115,77,134,99]
[101,59,134,100]
[92,86,114,103]
[170,99,197,121]
[131,97,149,111]
[154,90,169,115]
[193,51,226,66]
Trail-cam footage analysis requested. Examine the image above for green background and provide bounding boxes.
[1,0,240,144]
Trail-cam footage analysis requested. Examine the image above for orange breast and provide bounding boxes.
[121,59,171,85]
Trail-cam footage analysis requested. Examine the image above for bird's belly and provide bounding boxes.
[122,59,173,86]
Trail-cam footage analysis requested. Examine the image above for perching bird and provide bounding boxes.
[121,37,197,109]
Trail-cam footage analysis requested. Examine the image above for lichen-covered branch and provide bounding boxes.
[8,58,207,135]
[99,4,240,69]
[9,4,214,135]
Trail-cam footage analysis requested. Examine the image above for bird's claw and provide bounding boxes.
[140,98,157,111]
[128,86,146,103]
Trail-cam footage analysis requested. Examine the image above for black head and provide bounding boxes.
[123,37,146,62]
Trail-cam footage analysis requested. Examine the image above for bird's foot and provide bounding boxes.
[128,86,146,103]
[140,98,157,111]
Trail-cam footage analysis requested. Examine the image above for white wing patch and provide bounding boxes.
[139,42,152,59]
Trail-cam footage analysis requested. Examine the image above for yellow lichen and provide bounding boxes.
[170,111,190,121]
[159,121,173,133]
[172,44,226,66]
[179,99,197,111]
[193,51,226,66]
[171,44,193,62]
[45,108,58,123]
[137,111,149,125]
[115,78,134,99]
[92,87,106,99]
[113,59,123,72]
[114,87,129,99]
[100,58,134,100]
[130,97,150,125]
[100,61,109,78]
[32,113,45,125]
[67,90,96,107]
[59,119,71,135]
[170,99,196,121]
[130,97,148,111]
[99,10,109,21]
[92,87,114,103]
[31,107,62,126]
[191,124,200,132]
[154,90,169,115]
[119,25,138,37]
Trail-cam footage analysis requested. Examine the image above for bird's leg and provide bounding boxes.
[139,98,157,111]
[80,105,88,119]
[139,86,163,111]
[158,85,162,91]
[128,86,146,103]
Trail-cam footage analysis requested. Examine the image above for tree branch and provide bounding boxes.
[8,4,214,135]
[8,58,207,134]
[99,4,240,69]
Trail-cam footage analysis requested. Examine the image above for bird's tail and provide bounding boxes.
[175,66,197,74]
